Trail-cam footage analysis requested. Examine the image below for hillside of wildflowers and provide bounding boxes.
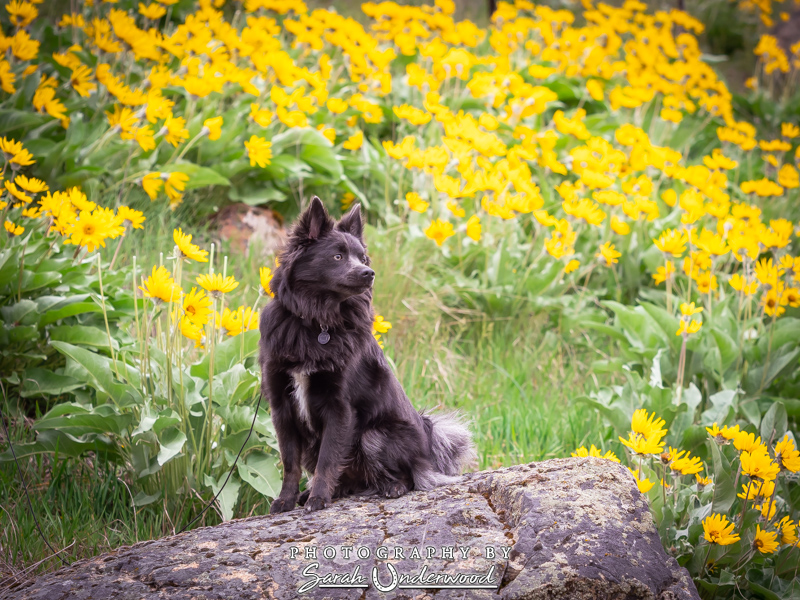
[1,0,800,595]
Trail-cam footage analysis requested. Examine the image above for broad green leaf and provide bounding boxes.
[237,451,281,499]
[0,429,118,462]
[133,490,162,507]
[50,325,119,351]
[156,427,187,466]
[204,472,241,522]
[709,440,735,513]
[160,163,231,189]
[190,330,259,379]
[20,368,83,397]
[40,302,103,326]
[1,300,39,325]
[760,401,788,444]
[700,389,737,426]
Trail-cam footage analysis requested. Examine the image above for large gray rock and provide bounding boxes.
[4,458,699,600]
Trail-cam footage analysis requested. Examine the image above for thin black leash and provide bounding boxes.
[178,391,262,534]
[0,402,70,568]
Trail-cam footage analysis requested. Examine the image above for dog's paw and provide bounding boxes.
[304,495,329,512]
[297,489,311,506]
[381,482,409,498]
[269,496,297,514]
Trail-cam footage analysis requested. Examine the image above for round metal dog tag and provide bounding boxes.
[318,331,330,345]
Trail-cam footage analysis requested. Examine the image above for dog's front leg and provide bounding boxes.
[305,375,353,512]
[265,368,303,514]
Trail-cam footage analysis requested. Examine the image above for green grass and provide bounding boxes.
[0,206,611,585]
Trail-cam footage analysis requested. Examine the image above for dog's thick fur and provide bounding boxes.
[259,197,475,513]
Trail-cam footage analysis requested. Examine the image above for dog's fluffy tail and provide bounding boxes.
[413,411,476,491]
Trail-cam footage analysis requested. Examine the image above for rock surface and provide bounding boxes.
[4,458,699,600]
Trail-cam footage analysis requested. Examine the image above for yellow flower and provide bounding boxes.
[424,219,455,247]
[774,434,800,472]
[753,526,778,554]
[586,79,604,101]
[343,131,363,150]
[165,172,189,207]
[14,174,48,193]
[610,216,630,235]
[139,265,180,304]
[142,173,163,200]
[676,318,702,337]
[64,210,114,252]
[406,192,429,213]
[202,117,223,141]
[631,409,667,440]
[652,261,675,285]
[466,215,481,242]
[182,287,212,326]
[738,480,774,500]
[245,135,273,168]
[197,272,239,298]
[317,125,336,144]
[706,423,740,443]
[564,259,580,274]
[741,449,780,481]
[173,228,208,262]
[702,514,740,545]
[259,267,274,297]
[654,229,688,257]
[695,474,712,487]
[619,431,665,455]
[373,315,392,334]
[571,444,620,463]
[117,206,145,230]
[180,315,204,348]
[729,273,758,295]
[680,302,703,316]
[138,2,166,19]
[777,517,798,545]
[4,220,24,235]
[4,181,32,204]
[249,104,273,127]
[163,115,189,147]
[671,452,704,475]
[7,0,38,27]
[595,242,620,266]
[627,468,654,493]
[733,431,763,453]
[326,98,348,114]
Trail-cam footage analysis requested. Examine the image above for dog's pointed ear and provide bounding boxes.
[337,203,363,240]
[295,196,333,241]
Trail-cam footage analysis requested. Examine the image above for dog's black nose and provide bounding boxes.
[360,267,375,281]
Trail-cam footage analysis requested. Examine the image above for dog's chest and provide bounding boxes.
[290,372,315,430]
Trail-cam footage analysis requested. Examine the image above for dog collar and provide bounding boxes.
[318,325,330,345]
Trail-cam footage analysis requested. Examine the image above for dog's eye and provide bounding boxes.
[361,255,367,263]
[334,254,342,261]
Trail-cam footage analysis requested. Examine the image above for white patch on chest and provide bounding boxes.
[291,372,312,427]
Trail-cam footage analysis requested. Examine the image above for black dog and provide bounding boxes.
[259,197,475,513]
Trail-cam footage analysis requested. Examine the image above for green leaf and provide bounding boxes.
[709,440,735,513]
[760,401,788,444]
[156,427,187,466]
[50,341,141,407]
[1,300,39,325]
[190,330,259,379]
[204,472,241,521]
[133,490,162,507]
[19,368,83,397]
[300,143,343,180]
[237,451,281,499]
[39,301,103,326]
[160,163,231,189]
[0,429,118,462]
[700,389,738,426]
[50,325,119,351]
